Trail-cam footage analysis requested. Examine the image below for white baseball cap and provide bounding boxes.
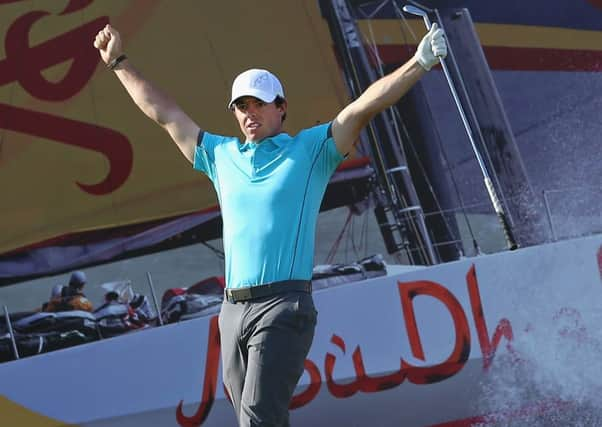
[228,68,285,109]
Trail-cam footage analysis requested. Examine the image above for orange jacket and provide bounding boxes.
[43,294,93,312]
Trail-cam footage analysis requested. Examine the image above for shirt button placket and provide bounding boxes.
[253,149,260,176]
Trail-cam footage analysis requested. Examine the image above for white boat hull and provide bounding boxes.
[1,234,601,426]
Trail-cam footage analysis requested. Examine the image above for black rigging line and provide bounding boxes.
[358,3,465,258]
[341,3,433,263]
[200,240,225,261]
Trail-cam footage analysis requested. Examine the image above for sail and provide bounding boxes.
[0,0,356,282]
[3,0,601,283]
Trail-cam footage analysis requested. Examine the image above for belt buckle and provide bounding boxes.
[236,287,252,301]
[228,287,252,303]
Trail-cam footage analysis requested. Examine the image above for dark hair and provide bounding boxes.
[274,96,287,123]
[230,96,287,122]
[105,291,119,301]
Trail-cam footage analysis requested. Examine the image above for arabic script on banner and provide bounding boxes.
[0,0,132,195]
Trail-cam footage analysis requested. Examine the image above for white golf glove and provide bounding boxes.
[414,23,447,71]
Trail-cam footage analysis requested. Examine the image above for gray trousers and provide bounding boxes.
[218,289,317,427]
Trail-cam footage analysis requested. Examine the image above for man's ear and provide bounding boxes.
[279,99,288,115]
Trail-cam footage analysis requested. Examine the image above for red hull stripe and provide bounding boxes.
[375,45,602,72]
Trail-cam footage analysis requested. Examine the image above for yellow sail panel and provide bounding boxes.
[357,19,602,50]
[0,394,76,426]
[0,1,347,255]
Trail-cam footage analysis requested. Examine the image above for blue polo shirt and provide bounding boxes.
[193,123,343,289]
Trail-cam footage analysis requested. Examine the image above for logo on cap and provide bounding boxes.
[252,74,268,88]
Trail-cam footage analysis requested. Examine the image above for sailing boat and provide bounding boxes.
[0,0,601,426]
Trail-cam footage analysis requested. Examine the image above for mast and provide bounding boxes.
[320,0,439,265]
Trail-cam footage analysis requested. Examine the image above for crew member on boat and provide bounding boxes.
[44,270,93,313]
[93,23,446,427]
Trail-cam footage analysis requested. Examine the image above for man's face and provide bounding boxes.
[231,96,286,142]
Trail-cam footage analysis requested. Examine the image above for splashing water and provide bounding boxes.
[475,306,602,426]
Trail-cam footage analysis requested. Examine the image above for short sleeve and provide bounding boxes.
[193,130,221,182]
[300,122,344,178]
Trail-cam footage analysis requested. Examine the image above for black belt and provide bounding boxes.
[224,280,312,303]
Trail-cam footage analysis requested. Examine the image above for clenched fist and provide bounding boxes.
[93,24,123,65]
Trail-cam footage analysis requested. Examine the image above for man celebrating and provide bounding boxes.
[94,22,446,427]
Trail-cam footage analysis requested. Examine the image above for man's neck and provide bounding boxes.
[244,128,284,144]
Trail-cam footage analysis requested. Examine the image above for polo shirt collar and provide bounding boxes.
[239,132,290,152]
[267,132,291,148]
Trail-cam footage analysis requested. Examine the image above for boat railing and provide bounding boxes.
[542,186,601,242]
[146,272,164,326]
[3,305,19,360]
[386,186,601,259]
[0,275,166,363]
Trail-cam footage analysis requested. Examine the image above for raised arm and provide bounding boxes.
[93,24,199,164]
[331,24,447,156]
